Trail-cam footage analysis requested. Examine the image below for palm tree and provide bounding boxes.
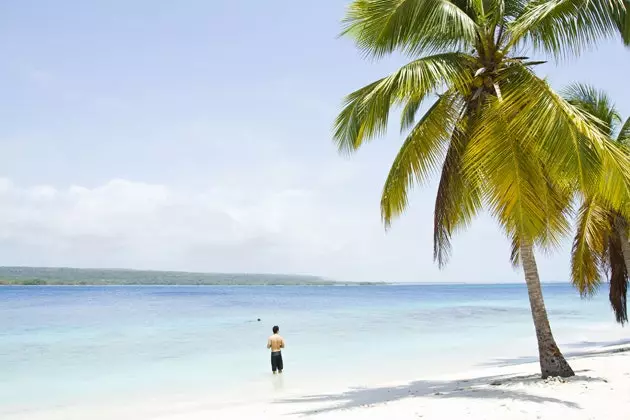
[616,1,630,44]
[334,0,630,378]
[565,84,630,324]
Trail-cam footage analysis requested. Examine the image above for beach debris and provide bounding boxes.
[543,376,566,384]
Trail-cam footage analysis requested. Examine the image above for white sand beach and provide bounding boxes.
[11,344,630,420]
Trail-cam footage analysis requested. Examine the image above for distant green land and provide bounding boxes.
[0,266,347,286]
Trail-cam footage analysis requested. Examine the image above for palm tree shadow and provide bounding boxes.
[481,344,630,367]
[277,372,603,416]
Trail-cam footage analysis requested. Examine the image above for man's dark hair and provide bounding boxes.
[273,325,279,334]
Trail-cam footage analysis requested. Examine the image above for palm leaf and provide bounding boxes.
[380,91,464,226]
[341,0,479,57]
[333,52,474,153]
[400,92,426,133]
[617,116,630,148]
[608,244,628,324]
[503,0,530,19]
[474,65,630,218]
[607,215,629,323]
[535,165,573,252]
[562,83,621,137]
[561,84,630,322]
[434,114,483,267]
[463,98,562,246]
[596,141,630,221]
[571,197,610,296]
[613,1,630,46]
[508,0,627,58]
[510,235,522,267]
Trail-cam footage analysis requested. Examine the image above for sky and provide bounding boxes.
[0,1,629,283]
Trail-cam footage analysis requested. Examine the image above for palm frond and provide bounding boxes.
[333,52,474,153]
[463,96,566,246]
[607,218,629,323]
[504,0,529,19]
[571,197,610,296]
[508,0,626,59]
[469,66,598,193]
[596,141,630,221]
[342,0,479,57]
[613,0,630,46]
[400,93,425,133]
[535,165,573,251]
[561,83,630,322]
[562,83,621,137]
[433,117,483,267]
[476,65,630,218]
[617,116,630,148]
[510,235,522,267]
[608,261,628,324]
[381,91,464,226]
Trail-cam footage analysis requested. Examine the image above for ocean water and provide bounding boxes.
[0,284,627,415]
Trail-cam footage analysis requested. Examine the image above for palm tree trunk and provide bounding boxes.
[521,241,574,378]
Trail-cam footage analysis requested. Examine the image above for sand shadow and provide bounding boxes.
[564,338,630,349]
[481,343,630,367]
[277,372,602,416]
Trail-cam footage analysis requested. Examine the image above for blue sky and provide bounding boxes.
[1,1,629,282]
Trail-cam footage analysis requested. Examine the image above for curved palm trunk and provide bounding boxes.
[521,242,575,378]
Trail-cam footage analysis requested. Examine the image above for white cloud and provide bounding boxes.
[0,177,369,277]
[0,176,573,283]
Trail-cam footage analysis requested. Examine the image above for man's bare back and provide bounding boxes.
[267,334,285,352]
[267,326,285,373]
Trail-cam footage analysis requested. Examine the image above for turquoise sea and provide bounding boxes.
[0,284,627,415]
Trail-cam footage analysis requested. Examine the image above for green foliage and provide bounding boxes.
[509,0,627,58]
[614,0,630,45]
[0,278,48,285]
[433,121,483,267]
[0,267,338,286]
[561,83,622,136]
[381,90,464,226]
[564,84,630,323]
[334,53,474,153]
[335,0,630,269]
[341,0,479,57]
[618,117,630,148]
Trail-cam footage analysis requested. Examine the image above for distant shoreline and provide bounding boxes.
[0,283,380,286]
[0,266,569,286]
[0,266,383,286]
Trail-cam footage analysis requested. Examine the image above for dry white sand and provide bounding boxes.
[9,345,630,420]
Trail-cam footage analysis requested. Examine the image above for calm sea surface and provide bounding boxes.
[0,284,627,414]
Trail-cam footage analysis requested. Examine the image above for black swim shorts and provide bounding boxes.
[271,351,283,372]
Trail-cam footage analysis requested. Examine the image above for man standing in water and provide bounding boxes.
[267,325,285,374]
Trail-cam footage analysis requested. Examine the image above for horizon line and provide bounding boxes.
[0,265,571,285]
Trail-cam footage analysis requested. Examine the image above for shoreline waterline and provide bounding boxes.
[5,344,630,420]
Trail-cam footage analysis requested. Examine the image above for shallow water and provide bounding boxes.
[0,284,626,414]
